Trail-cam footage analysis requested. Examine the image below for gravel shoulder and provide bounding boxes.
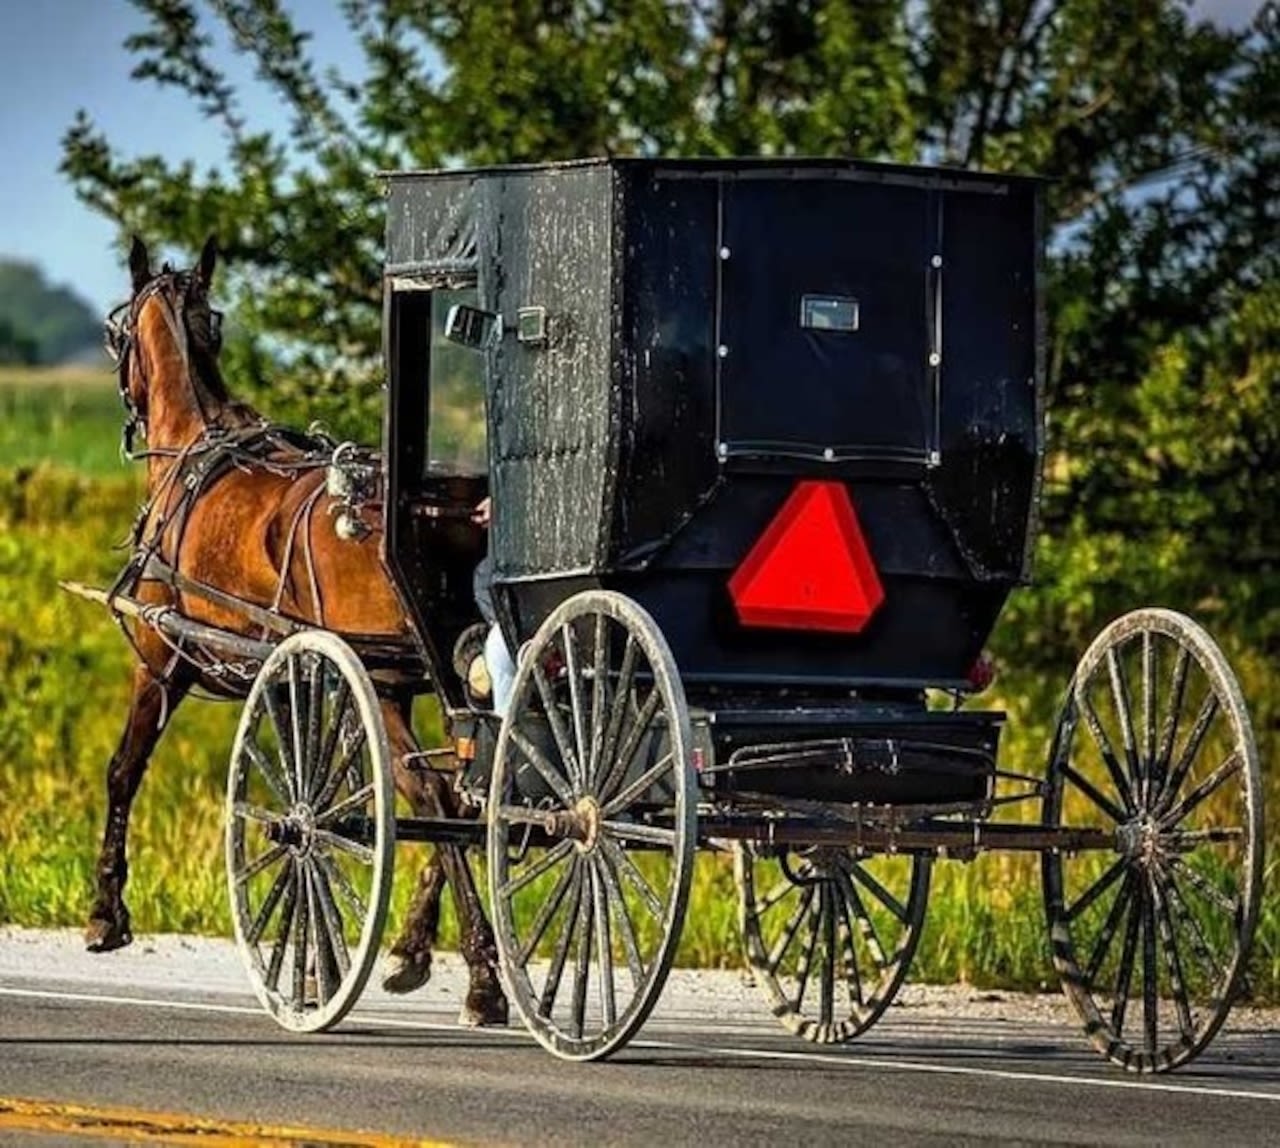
[3,925,1277,1033]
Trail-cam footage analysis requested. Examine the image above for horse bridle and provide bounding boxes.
[104,268,224,458]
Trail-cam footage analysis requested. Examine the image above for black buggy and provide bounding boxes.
[225,157,1263,1071]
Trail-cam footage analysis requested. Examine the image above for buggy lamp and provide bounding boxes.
[728,480,883,633]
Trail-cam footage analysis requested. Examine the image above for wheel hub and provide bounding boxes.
[267,804,316,858]
[1116,814,1168,872]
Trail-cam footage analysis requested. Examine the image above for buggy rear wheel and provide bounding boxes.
[737,844,930,1042]
[1043,609,1263,1073]
[226,631,394,1032]
[487,591,696,1061]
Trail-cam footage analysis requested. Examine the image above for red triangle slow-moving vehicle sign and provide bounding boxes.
[728,481,884,633]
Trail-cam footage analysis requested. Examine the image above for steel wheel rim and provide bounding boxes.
[738,844,930,1042]
[1043,608,1262,1073]
[488,592,695,1061]
[226,631,393,1033]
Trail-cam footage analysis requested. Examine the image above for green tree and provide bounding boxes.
[61,0,1277,671]
[0,260,101,365]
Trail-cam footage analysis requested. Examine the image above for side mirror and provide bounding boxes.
[444,303,502,350]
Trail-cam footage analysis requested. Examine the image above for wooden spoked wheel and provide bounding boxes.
[737,845,930,1042]
[226,631,394,1032]
[1043,609,1263,1073]
[487,591,696,1061]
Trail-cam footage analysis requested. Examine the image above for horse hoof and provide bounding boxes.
[381,951,432,995]
[460,989,509,1028]
[84,917,132,953]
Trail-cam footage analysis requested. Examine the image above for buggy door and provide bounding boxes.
[717,178,938,466]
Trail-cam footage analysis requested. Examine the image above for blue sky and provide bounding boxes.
[0,0,1263,320]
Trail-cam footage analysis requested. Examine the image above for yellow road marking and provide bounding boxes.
[0,1097,455,1146]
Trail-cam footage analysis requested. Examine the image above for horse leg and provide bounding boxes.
[381,701,507,1026]
[86,665,190,952]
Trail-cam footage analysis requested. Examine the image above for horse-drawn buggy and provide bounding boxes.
[79,157,1262,1074]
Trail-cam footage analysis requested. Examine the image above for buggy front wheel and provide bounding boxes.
[226,631,395,1032]
[487,591,696,1061]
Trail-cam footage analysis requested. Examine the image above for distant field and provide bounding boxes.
[0,367,129,476]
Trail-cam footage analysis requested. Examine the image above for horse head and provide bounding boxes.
[105,235,230,455]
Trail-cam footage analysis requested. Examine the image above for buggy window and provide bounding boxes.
[428,288,487,474]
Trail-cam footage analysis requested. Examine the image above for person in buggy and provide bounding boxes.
[470,496,517,715]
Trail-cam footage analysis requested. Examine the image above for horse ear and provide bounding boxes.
[197,235,218,287]
[129,237,151,293]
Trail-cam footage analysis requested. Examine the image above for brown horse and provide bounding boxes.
[85,236,506,1026]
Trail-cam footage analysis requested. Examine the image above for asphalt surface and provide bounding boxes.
[0,928,1277,1146]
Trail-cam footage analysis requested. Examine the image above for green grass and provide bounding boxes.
[0,367,131,476]
[0,373,1276,1004]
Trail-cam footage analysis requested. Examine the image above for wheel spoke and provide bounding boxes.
[1157,694,1219,818]
[1168,857,1239,922]
[242,738,292,809]
[530,660,582,796]
[1061,762,1129,826]
[509,726,575,807]
[599,836,664,920]
[1110,890,1142,1036]
[515,851,579,966]
[1160,751,1241,829]
[314,849,367,923]
[570,863,594,1039]
[265,872,298,992]
[836,889,864,1008]
[288,655,307,800]
[313,827,375,866]
[598,690,661,807]
[233,801,282,827]
[538,861,583,1019]
[590,859,616,1030]
[597,635,639,793]
[304,865,334,1006]
[601,819,676,847]
[1066,857,1127,923]
[600,754,673,818]
[596,849,646,989]
[1152,877,1195,1042]
[1106,646,1142,794]
[1085,872,1134,987]
[847,859,909,923]
[291,862,311,1008]
[588,613,609,789]
[315,782,376,827]
[304,658,325,795]
[495,839,576,899]
[260,684,298,803]
[1078,691,1136,814]
[820,883,836,1029]
[234,843,288,886]
[1142,881,1159,1057]
[792,885,823,1010]
[1142,632,1157,804]
[1165,871,1227,989]
[837,869,890,970]
[1154,647,1191,781]
[768,884,815,974]
[308,678,352,805]
[313,723,367,815]
[756,873,798,918]
[562,623,589,793]
[245,859,293,946]
[309,858,352,978]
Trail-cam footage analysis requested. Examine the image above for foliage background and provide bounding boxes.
[0,0,1275,993]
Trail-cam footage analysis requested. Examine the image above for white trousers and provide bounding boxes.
[485,623,517,716]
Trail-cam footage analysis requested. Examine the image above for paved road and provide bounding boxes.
[0,929,1277,1146]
